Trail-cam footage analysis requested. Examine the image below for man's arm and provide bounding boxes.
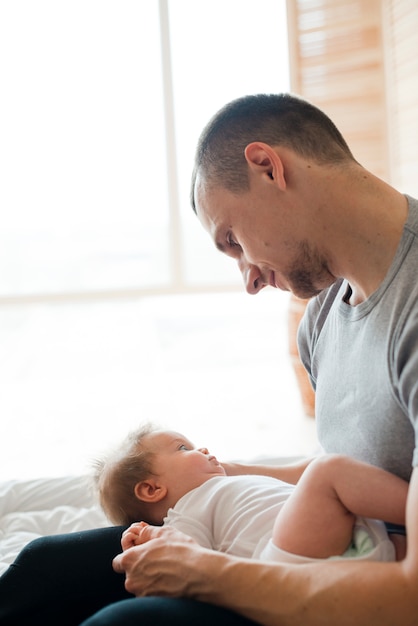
[222,456,316,485]
[114,468,418,626]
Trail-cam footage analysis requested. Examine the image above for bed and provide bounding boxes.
[0,474,110,576]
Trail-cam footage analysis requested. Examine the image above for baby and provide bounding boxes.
[93,424,408,564]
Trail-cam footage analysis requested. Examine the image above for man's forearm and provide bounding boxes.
[223,457,315,485]
[195,552,417,626]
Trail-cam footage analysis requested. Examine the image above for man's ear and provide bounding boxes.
[134,479,167,504]
[244,142,286,191]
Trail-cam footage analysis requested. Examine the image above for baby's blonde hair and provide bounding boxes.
[92,423,159,525]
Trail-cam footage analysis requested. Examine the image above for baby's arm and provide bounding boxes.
[121,521,199,552]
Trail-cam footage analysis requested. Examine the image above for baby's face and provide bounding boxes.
[144,430,226,501]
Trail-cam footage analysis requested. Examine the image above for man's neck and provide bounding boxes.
[326,176,408,306]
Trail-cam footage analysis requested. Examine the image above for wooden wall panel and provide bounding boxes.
[286,0,389,181]
[385,0,418,195]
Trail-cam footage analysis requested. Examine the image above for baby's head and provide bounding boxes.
[93,423,159,525]
[93,424,225,526]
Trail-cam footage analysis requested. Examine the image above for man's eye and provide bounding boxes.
[227,233,239,248]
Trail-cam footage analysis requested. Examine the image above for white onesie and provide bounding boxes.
[164,475,395,563]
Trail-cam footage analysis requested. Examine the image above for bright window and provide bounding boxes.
[1,1,168,296]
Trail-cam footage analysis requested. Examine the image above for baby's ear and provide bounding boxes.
[134,479,167,503]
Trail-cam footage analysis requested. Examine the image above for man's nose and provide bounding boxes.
[240,262,265,295]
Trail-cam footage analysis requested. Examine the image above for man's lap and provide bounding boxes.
[79,596,257,626]
[0,526,257,626]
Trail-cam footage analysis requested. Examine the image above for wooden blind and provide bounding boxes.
[286,0,389,181]
[385,0,418,196]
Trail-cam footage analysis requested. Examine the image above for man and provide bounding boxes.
[2,93,417,626]
[107,93,418,625]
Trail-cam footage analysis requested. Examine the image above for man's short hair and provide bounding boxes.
[191,93,355,210]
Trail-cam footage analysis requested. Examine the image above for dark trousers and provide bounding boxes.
[0,526,258,626]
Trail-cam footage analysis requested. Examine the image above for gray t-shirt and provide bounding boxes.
[298,195,418,481]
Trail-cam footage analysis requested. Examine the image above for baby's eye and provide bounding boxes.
[178,444,188,451]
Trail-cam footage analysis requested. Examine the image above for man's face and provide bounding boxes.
[194,173,334,300]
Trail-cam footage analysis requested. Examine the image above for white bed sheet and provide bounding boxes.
[0,475,110,576]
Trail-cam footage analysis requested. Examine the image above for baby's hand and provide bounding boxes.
[121,521,149,551]
[121,522,198,552]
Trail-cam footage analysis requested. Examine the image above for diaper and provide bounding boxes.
[259,517,395,564]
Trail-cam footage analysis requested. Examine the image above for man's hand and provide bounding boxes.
[113,524,203,597]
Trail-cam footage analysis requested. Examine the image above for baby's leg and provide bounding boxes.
[272,455,355,558]
[272,454,408,560]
